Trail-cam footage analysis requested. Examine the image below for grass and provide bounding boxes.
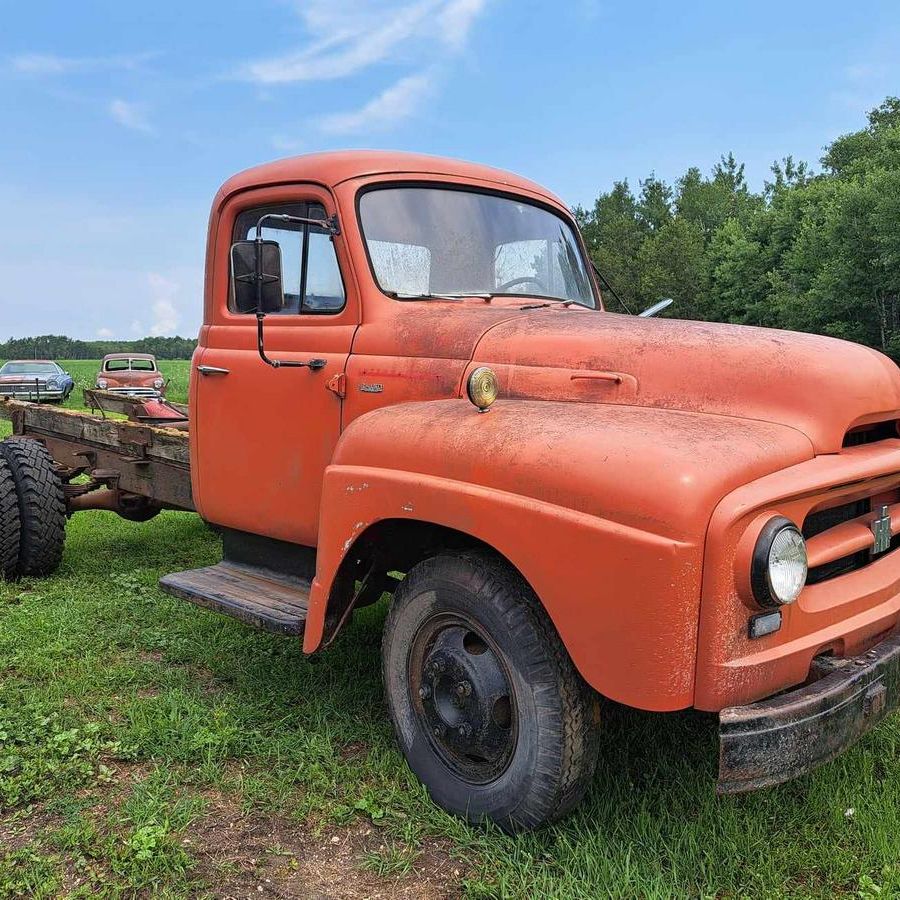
[2,364,900,895]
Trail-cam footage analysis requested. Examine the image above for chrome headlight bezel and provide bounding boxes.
[751,516,808,607]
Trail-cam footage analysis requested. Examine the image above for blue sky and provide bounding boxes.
[1,0,898,340]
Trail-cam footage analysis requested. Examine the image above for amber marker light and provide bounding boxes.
[467,367,499,412]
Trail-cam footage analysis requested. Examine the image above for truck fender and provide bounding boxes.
[304,463,696,709]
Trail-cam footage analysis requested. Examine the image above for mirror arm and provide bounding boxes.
[254,212,339,238]
[255,314,326,371]
[248,211,334,372]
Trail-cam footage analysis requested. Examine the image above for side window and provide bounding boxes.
[231,202,345,315]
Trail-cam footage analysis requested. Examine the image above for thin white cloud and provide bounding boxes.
[96,327,114,338]
[109,99,154,134]
[147,273,180,336]
[241,0,487,84]
[318,72,433,134]
[10,51,156,76]
[438,0,488,48]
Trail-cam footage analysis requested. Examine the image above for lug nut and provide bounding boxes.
[433,724,445,738]
[418,685,431,700]
[458,723,473,739]
[455,681,472,700]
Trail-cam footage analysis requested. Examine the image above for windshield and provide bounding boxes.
[359,186,596,307]
[0,362,58,375]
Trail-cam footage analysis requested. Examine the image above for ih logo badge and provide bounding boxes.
[872,505,892,555]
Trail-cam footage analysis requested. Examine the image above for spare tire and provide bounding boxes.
[0,438,66,576]
[0,456,20,579]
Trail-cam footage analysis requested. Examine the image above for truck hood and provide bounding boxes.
[473,310,900,453]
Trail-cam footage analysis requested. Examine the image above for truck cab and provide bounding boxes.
[3,150,900,832]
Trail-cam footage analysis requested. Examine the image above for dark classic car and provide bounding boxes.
[0,360,74,402]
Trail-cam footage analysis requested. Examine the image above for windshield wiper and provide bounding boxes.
[519,298,593,311]
[387,290,493,301]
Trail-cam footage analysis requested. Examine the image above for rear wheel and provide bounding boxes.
[0,457,20,579]
[0,438,66,576]
[382,552,601,832]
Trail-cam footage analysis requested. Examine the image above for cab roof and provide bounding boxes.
[102,353,155,360]
[216,150,565,208]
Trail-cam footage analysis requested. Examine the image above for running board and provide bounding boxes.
[159,561,310,635]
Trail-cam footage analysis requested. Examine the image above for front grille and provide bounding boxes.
[0,382,51,395]
[106,387,159,396]
[804,498,872,585]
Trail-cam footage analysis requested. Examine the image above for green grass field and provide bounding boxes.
[2,363,900,896]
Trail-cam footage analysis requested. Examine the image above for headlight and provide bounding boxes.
[153,377,164,389]
[97,378,108,389]
[751,517,808,606]
[466,366,498,412]
[46,378,59,389]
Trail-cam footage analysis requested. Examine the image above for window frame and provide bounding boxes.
[230,201,347,317]
[355,180,599,308]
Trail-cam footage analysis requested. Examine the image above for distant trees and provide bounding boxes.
[0,335,197,360]
[576,96,900,359]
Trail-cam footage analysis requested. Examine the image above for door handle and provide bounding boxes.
[197,365,230,376]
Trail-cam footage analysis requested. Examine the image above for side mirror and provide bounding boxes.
[231,240,285,314]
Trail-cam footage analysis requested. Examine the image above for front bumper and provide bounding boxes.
[718,629,900,793]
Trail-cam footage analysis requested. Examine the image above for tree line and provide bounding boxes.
[0,335,197,361]
[576,96,900,359]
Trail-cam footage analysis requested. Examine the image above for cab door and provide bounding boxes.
[192,185,357,546]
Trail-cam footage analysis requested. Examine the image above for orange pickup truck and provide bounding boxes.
[2,151,900,832]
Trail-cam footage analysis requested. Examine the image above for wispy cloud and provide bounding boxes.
[147,273,180,336]
[241,0,487,84]
[438,0,488,48]
[109,99,154,134]
[10,51,156,76]
[96,327,114,338]
[319,72,433,134]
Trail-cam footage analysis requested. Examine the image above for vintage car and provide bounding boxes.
[96,353,166,398]
[0,360,74,402]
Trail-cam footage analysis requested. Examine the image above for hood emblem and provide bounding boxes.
[872,505,892,555]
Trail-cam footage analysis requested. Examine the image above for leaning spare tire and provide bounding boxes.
[0,438,66,576]
[0,456,20,579]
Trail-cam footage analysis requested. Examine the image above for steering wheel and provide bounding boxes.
[496,275,548,293]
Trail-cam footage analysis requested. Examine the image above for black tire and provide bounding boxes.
[0,438,66,576]
[0,457,20,579]
[382,552,600,832]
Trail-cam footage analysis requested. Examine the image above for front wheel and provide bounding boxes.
[382,552,600,832]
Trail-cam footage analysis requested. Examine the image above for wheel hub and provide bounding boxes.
[413,622,515,782]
